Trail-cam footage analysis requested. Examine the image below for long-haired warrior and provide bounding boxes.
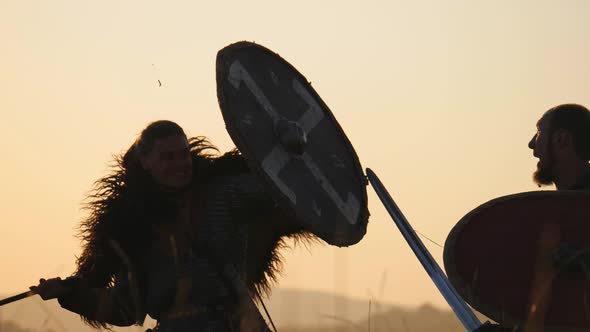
[32,120,314,331]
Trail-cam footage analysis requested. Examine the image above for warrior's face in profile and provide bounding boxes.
[140,134,193,189]
[529,112,555,186]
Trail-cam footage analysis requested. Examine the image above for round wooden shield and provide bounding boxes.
[444,191,590,332]
[216,41,368,246]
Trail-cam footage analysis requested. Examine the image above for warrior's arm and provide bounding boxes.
[552,244,590,278]
[230,173,275,210]
[33,274,142,327]
[57,277,141,327]
[231,173,301,234]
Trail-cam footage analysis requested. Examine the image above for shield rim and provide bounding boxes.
[216,41,369,246]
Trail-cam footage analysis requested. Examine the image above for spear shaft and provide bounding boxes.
[0,290,36,307]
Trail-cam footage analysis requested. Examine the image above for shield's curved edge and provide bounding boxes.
[444,190,590,332]
[215,41,369,247]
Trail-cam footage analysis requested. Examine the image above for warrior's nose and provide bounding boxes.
[528,135,536,150]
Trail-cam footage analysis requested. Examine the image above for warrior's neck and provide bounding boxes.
[554,162,590,190]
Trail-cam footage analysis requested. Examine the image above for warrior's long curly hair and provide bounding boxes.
[74,121,247,322]
[74,121,314,328]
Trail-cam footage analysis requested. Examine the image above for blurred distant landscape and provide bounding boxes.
[0,288,485,332]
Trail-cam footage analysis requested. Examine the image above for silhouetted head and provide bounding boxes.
[528,104,590,187]
[123,120,192,189]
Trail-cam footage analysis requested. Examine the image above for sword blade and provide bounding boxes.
[366,168,482,331]
[0,290,36,307]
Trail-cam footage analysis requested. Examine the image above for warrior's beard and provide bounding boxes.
[533,156,554,187]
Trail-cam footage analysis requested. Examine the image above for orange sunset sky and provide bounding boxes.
[1,0,590,311]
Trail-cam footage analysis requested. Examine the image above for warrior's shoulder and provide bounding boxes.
[192,149,250,176]
[211,150,250,174]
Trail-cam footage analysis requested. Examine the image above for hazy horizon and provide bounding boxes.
[0,287,472,331]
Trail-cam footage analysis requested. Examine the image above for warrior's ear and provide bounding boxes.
[122,143,140,169]
[553,129,573,148]
[139,154,151,171]
[138,147,155,171]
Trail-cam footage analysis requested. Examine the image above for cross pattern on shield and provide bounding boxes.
[216,41,368,247]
